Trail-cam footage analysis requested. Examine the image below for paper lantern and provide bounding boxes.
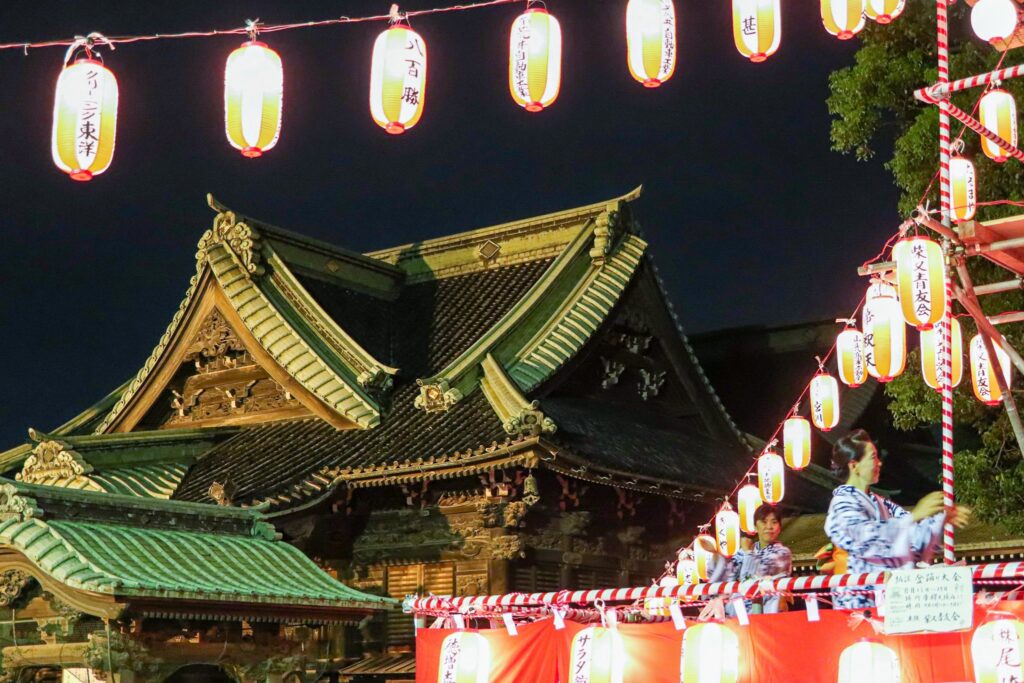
[837,327,868,388]
[837,640,900,683]
[822,0,866,39]
[783,416,811,469]
[758,451,785,505]
[866,280,898,302]
[626,0,677,88]
[732,0,781,63]
[865,0,905,23]
[951,155,977,223]
[645,576,679,617]
[569,627,625,683]
[437,632,491,683]
[971,0,1020,44]
[972,613,1024,683]
[863,293,906,382]
[51,58,118,181]
[809,373,840,432]
[715,504,741,557]
[970,334,1012,405]
[676,552,700,587]
[369,25,428,134]
[921,318,963,391]
[893,236,947,330]
[509,7,562,112]
[979,89,1018,164]
[224,41,283,158]
[737,483,762,534]
[694,534,717,581]
[681,622,739,683]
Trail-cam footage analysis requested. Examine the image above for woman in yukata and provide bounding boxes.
[823,429,971,610]
[710,504,792,614]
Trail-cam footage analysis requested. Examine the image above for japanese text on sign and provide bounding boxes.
[884,566,973,634]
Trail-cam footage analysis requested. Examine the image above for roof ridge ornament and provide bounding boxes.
[16,440,93,486]
[479,353,556,437]
[0,483,41,521]
[589,201,625,265]
[415,378,463,413]
[198,194,265,277]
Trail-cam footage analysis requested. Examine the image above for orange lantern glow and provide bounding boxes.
[369,25,427,134]
[437,631,491,683]
[715,504,741,557]
[809,373,840,432]
[979,88,1018,163]
[951,155,977,223]
[509,7,562,112]
[737,482,762,534]
[970,334,1012,406]
[784,415,812,468]
[921,318,963,391]
[626,0,676,88]
[569,627,625,683]
[865,0,905,23]
[821,0,866,39]
[694,534,717,580]
[51,58,118,181]
[644,576,679,617]
[837,640,900,683]
[863,291,906,382]
[681,622,740,683]
[676,551,700,587]
[837,326,868,388]
[224,41,283,158]
[732,0,781,63]
[893,236,947,330]
[971,613,1024,682]
[758,450,784,505]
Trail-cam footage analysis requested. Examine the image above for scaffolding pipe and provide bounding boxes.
[914,62,1024,102]
[990,311,1024,325]
[943,99,1024,163]
[975,279,1024,296]
[913,211,961,242]
[970,236,1024,254]
[857,260,896,276]
[954,282,1024,376]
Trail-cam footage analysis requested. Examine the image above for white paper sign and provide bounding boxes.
[884,566,973,634]
[668,601,686,630]
[805,596,820,622]
[502,612,518,636]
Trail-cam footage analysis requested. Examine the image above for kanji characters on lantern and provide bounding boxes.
[893,236,947,330]
[821,0,866,40]
[569,627,625,683]
[626,0,676,87]
[509,6,562,111]
[950,155,977,223]
[971,613,1024,682]
[863,288,907,382]
[784,415,812,469]
[758,450,785,504]
[970,333,1012,405]
[677,551,700,587]
[809,372,840,432]
[716,503,741,557]
[978,88,1018,163]
[224,41,283,158]
[732,0,782,63]
[369,24,428,134]
[438,631,491,683]
[52,57,118,181]
[837,326,868,388]
[921,318,963,391]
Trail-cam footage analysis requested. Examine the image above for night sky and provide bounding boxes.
[0,1,903,447]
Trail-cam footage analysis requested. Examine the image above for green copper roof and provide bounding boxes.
[89,463,190,498]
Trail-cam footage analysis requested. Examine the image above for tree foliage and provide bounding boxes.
[827,0,1024,532]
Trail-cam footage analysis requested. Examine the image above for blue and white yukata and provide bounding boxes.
[710,541,792,615]
[823,484,945,610]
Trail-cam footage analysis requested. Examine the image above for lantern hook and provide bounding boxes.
[765,438,779,452]
[526,0,549,8]
[64,32,114,66]
[814,355,827,372]
[244,19,262,42]
[791,401,801,416]
[835,317,856,327]
[951,138,966,156]
[388,4,408,25]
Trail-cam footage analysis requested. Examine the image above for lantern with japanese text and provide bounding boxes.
[837,326,868,388]
[865,0,905,23]
[783,415,811,469]
[837,640,899,683]
[644,576,679,617]
[715,503,741,557]
[972,0,1020,44]
[951,155,977,223]
[676,551,700,587]
[51,57,118,181]
[866,280,898,301]
[626,0,676,88]
[893,236,946,330]
[979,88,1018,163]
[970,334,1012,405]
[569,627,625,683]
[921,318,963,391]
[681,622,740,683]
[694,534,717,581]
[971,613,1024,683]
[737,482,762,534]
[732,0,781,63]
[224,41,283,158]
[863,291,906,382]
[821,0,866,39]
[809,372,840,432]
[437,632,491,683]
[369,24,427,134]
[758,450,785,505]
[509,7,562,112]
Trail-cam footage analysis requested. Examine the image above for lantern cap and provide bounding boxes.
[63,32,114,66]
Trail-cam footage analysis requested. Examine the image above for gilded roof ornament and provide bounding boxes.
[589,203,623,266]
[16,440,93,486]
[414,379,463,413]
[197,194,265,277]
[0,483,41,521]
[479,354,556,437]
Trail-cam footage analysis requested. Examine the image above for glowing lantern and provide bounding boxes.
[715,504,741,557]
[645,576,679,617]
[866,280,898,301]
[783,416,811,469]
[837,640,900,683]
[837,327,868,388]
[863,292,906,382]
[676,551,700,587]
[921,317,963,391]
[758,451,785,505]
[732,0,781,63]
[680,622,740,683]
[509,7,562,112]
[893,236,947,330]
[970,334,1012,405]
[971,613,1024,682]
[626,0,677,88]
[369,25,428,134]
[694,534,717,581]
[979,89,1018,164]
[437,632,491,683]
[569,627,625,683]
[737,482,762,534]
[951,155,977,223]
[809,373,840,432]
[224,41,283,158]
[865,0,905,23]
[971,0,1020,44]
[821,0,866,39]
[51,58,118,181]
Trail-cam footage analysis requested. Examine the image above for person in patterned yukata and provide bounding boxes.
[824,429,971,610]
[710,505,792,614]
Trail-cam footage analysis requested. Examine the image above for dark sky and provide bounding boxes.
[0,0,901,447]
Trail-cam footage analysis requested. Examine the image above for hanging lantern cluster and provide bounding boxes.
[681,623,740,683]
[737,480,762,534]
[863,284,907,383]
[921,318,963,391]
[950,154,978,223]
[970,333,1013,405]
[893,236,947,330]
[837,324,868,388]
[715,503,741,557]
[821,0,866,40]
[837,640,900,683]
[865,0,906,24]
[626,0,677,88]
[758,449,785,504]
[972,613,1024,682]
[224,40,283,158]
[509,5,563,112]
[370,23,428,134]
[979,88,1019,163]
[810,370,840,432]
[783,414,811,469]
[732,0,782,63]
